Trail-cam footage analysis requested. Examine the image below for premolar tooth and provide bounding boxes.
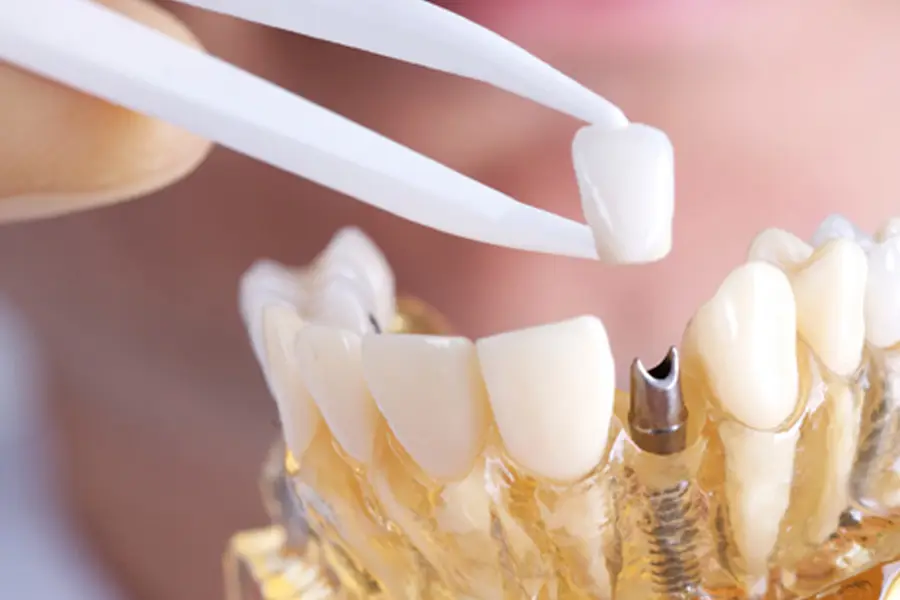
[791,239,867,376]
[572,123,674,265]
[261,306,321,459]
[692,262,799,430]
[294,324,380,465]
[865,236,900,349]
[811,214,873,252]
[362,334,490,481]
[477,316,616,481]
[747,228,812,268]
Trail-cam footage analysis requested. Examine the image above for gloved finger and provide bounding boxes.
[0,0,213,223]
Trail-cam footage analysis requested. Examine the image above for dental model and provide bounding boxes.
[2,0,674,262]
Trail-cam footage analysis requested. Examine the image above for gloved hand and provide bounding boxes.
[0,0,211,223]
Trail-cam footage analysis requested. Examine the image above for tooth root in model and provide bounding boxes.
[477,316,618,598]
[690,261,801,584]
[362,332,501,598]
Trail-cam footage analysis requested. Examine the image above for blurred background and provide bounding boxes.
[3,1,900,598]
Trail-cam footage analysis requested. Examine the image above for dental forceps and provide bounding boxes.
[0,0,637,259]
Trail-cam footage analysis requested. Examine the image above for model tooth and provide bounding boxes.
[572,123,674,265]
[747,228,812,268]
[476,316,616,482]
[865,236,900,349]
[362,334,490,481]
[239,260,310,369]
[876,218,900,243]
[810,214,873,252]
[260,306,321,459]
[692,262,799,430]
[790,239,867,376]
[313,227,396,332]
[294,325,380,465]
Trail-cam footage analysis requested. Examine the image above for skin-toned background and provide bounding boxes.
[2,1,900,598]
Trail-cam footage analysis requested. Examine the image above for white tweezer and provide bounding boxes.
[0,0,632,259]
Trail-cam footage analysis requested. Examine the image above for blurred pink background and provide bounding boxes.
[2,1,900,598]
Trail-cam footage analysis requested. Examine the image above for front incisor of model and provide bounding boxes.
[362,334,490,482]
[691,261,799,431]
[295,325,380,466]
[747,228,813,269]
[476,315,616,482]
[572,123,674,265]
[261,305,322,461]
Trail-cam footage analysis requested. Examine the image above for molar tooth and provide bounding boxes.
[261,306,321,459]
[294,325,380,465]
[791,239,867,376]
[811,214,873,252]
[476,316,616,482]
[572,123,674,265]
[747,228,812,268]
[865,236,900,349]
[692,262,799,430]
[362,334,490,481]
[875,218,900,243]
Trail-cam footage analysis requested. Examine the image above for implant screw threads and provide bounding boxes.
[620,347,707,598]
[851,349,900,515]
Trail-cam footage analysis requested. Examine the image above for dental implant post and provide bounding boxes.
[617,347,718,599]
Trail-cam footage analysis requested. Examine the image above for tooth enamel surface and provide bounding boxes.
[477,316,615,482]
[294,324,380,465]
[747,228,812,268]
[572,123,674,265]
[312,275,379,334]
[865,236,900,348]
[363,334,490,481]
[313,227,396,331]
[239,260,310,368]
[811,214,873,253]
[261,306,321,459]
[876,218,900,243]
[791,239,867,376]
[693,262,798,430]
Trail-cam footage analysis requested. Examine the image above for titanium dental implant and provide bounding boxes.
[617,347,709,599]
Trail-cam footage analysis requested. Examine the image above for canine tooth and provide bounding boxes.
[313,227,396,331]
[876,218,900,243]
[791,239,867,376]
[261,306,321,459]
[811,214,873,252]
[477,316,615,482]
[865,236,900,348]
[747,228,812,268]
[294,325,380,465]
[572,123,674,265]
[692,262,799,430]
[363,334,490,481]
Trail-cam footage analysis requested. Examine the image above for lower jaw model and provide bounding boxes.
[224,216,900,600]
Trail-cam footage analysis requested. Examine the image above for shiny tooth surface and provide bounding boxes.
[692,261,799,430]
[747,228,812,268]
[810,214,873,252]
[363,334,491,481]
[477,316,616,482]
[572,123,674,265]
[876,218,900,243]
[791,239,867,376]
[865,236,900,348]
[311,227,395,332]
[261,306,321,459]
[294,325,380,465]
